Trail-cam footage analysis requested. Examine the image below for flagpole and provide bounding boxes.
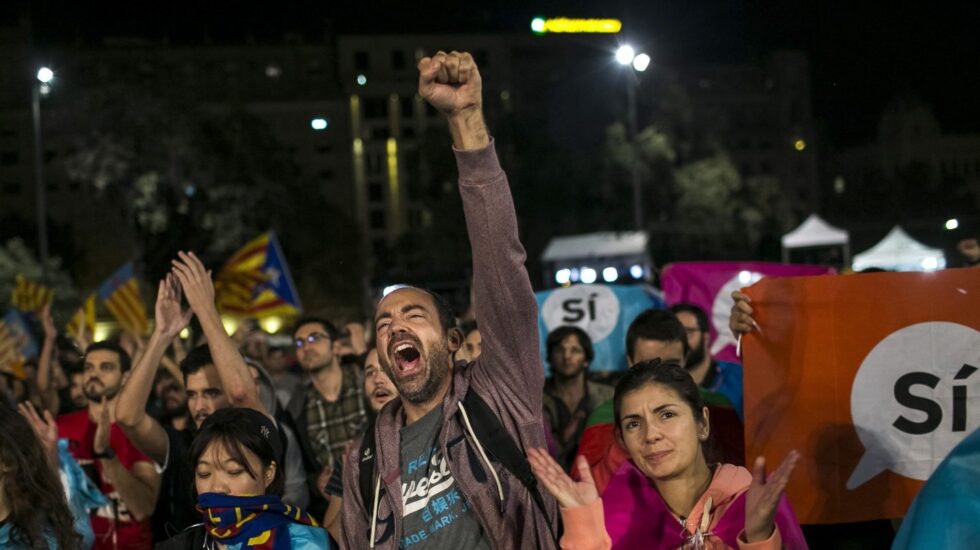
[32,74,49,281]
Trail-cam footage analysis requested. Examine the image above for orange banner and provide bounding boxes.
[742,269,980,524]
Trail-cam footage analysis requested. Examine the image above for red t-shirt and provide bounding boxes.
[57,410,154,550]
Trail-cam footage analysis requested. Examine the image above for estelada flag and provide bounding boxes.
[98,263,148,335]
[10,274,54,313]
[215,231,302,319]
[742,268,980,524]
[66,293,97,341]
[661,262,834,363]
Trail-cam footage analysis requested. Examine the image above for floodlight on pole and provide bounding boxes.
[632,53,651,72]
[614,43,650,231]
[615,45,636,66]
[32,67,54,279]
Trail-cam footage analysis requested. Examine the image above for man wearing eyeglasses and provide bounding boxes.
[286,317,369,517]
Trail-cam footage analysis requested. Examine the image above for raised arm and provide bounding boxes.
[116,274,193,464]
[171,251,265,413]
[92,399,161,521]
[418,51,542,415]
[35,303,61,411]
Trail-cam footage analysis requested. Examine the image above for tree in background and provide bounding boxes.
[603,75,796,262]
[48,83,362,313]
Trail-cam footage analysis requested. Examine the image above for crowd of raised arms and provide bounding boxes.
[6,49,968,550]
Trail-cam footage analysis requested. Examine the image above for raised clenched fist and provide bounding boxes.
[418,51,482,119]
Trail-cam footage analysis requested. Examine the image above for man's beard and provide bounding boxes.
[382,340,452,405]
[300,354,331,373]
[84,380,120,401]
[161,398,186,420]
[551,362,586,382]
[685,339,707,370]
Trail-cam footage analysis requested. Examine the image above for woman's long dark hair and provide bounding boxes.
[0,402,81,550]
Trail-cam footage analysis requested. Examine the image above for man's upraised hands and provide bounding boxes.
[170,251,215,316]
[154,273,193,340]
[418,51,482,118]
[419,51,489,150]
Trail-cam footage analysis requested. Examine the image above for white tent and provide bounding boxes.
[781,214,851,264]
[852,226,946,272]
[540,231,651,287]
[541,231,648,262]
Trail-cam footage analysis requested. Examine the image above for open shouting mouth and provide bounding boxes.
[391,339,423,377]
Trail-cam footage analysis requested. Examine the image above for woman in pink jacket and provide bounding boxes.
[529,360,807,549]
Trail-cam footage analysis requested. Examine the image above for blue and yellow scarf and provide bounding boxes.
[198,493,318,550]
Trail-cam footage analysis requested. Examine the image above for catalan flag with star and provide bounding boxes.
[10,274,54,313]
[66,293,97,341]
[215,231,302,319]
[98,263,149,335]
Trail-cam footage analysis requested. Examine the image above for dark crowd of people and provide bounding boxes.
[4,49,973,550]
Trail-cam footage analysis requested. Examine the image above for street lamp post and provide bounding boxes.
[615,46,650,231]
[32,67,53,279]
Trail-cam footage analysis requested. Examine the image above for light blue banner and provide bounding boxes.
[535,284,666,373]
[3,308,39,360]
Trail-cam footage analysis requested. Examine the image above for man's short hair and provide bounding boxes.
[378,286,457,334]
[83,341,132,373]
[669,303,709,333]
[460,320,479,338]
[545,325,595,364]
[179,345,214,378]
[625,309,690,360]
[291,316,339,341]
[425,289,457,334]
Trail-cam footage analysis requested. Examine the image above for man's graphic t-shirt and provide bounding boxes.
[57,410,154,550]
[399,405,490,549]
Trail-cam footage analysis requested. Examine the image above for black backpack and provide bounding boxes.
[358,388,560,544]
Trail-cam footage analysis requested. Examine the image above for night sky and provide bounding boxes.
[4,1,979,146]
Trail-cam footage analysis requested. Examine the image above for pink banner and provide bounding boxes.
[661,262,835,362]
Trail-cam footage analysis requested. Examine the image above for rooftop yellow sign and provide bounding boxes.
[531,17,623,34]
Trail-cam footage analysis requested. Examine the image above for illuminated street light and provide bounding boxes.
[615,44,650,230]
[615,45,636,66]
[310,117,328,130]
[531,17,546,33]
[356,74,367,86]
[33,67,54,278]
[945,218,959,230]
[632,53,651,72]
[37,67,54,83]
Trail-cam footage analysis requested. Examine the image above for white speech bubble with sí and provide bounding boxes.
[847,321,980,489]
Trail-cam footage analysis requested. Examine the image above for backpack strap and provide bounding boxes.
[357,415,379,514]
[459,389,561,544]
